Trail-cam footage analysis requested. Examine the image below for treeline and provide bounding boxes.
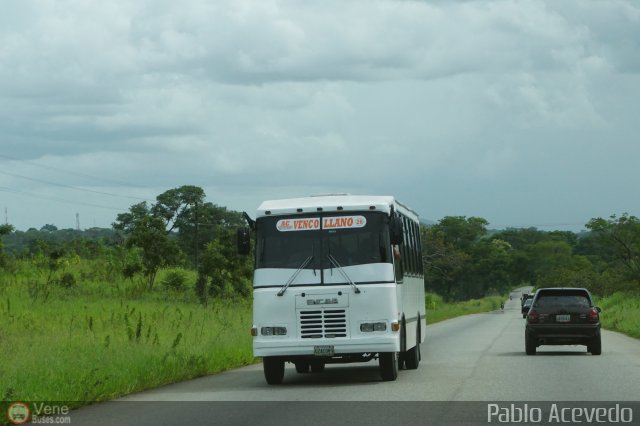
[2,226,119,258]
[1,187,639,302]
[422,214,640,300]
[0,185,254,302]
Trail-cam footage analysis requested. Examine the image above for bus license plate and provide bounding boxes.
[314,345,334,356]
[556,314,571,322]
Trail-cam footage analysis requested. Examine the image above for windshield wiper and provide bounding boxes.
[312,244,317,276]
[277,256,313,296]
[327,254,361,294]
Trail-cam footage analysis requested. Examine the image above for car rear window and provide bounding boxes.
[534,290,591,308]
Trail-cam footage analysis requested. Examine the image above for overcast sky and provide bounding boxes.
[1,0,639,232]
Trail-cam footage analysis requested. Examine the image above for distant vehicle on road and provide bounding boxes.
[521,298,533,318]
[524,287,602,355]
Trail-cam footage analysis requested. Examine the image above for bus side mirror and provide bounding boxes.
[390,217,404,245]
[237,227,251,255]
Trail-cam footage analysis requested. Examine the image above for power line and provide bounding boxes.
[0,170,149,202]
[0,186,127,212]
[0,153,153,189]
[491,222,586,229]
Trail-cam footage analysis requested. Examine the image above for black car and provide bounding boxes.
[521,293,533,307]
[524,287,601,355]
[521,298,533,318]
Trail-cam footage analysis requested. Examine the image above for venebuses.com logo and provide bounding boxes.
[6,402,30,425]
[5,402,71,425]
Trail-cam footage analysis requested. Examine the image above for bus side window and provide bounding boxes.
[394,244,403,283]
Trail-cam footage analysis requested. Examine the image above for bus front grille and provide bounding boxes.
[299,309,347,339]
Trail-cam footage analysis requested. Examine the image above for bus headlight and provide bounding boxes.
[374,322,387,331]
[261,326,287,336]
[360,322,387,332]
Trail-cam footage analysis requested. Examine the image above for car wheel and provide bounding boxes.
[294,361,310,373]
[525,335,536,355]
[379,352,398,381]
[588,335,602,355]
[263,357,285,384]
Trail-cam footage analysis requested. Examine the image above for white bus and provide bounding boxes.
[237,194,425,384]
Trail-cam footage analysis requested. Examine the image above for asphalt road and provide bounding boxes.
[68,288,640,425]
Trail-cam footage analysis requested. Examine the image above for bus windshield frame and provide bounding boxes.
[255,211,392,271]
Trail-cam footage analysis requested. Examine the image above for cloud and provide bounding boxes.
[1,0,639,230]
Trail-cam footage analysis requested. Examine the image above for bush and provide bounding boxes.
[58,272,76,288]
[161,269,188,292]
[425,292,443,310]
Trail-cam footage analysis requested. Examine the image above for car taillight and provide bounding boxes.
[588,307,599,323]
[527,309,539,323]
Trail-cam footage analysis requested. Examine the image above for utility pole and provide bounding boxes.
[4,207,7,225]
[194,200,199,271]
[76,213,80,231]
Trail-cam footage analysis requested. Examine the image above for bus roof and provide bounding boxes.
[255,194,419,221]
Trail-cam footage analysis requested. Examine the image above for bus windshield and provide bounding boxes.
[256,212,391,270]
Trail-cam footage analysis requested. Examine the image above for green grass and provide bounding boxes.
[0,269,253,405]
[595,292,640,339]
[425,292,504,324]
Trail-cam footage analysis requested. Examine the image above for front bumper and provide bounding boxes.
[254,336,400,357]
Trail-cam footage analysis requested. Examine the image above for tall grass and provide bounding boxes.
[595,292,640,339]
[426,292,504,324]
[0,261,253,405]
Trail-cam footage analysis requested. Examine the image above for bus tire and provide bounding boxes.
[294,361,310,373]
[379,352,398,381]
[310,360,325,373]
[405,324,420,370]
[398,317,406,370]
[263,357,285,384]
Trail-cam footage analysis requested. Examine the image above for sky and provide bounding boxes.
[1,0,639,232]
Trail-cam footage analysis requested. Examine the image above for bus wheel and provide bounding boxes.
[310,360,325,373]
[263,357,285,384]
[405,346,419,370]
[405,325,421,370]
[294,361,310,373]
[379,352,398,381]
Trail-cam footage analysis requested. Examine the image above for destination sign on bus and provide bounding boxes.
[276,218,321,232]
[276,215,366,232]
[323,215,366,229]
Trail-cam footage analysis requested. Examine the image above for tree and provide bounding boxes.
[151,185,244,267]
[113,185,248,294]
[113,202,183,289]
[152,185,205,233]
[526,240,575,283]
[586,213,640,284]
[436,216,489,250]
[198,228,253,300]
[421,225,471,301]
[0,224,14,267]
[491,227,546,250]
